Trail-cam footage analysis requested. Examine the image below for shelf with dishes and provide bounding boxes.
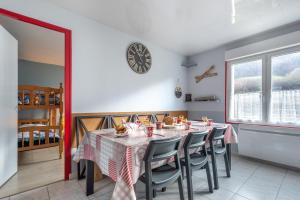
[185,94,220,102]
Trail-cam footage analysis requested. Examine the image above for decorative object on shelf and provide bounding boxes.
[175,86,182,98]
[175,78,182,98]
[18,96,22,105]
[127,42,152,74]
[195,65,218,83]
[34,94,40,105]
[23,95,30,105]
[185,93,192,102]
[194,95,219,102]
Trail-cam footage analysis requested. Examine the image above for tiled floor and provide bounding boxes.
[1,155,300,200]
[0,147,64,198]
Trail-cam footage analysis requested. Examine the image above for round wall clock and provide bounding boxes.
[127,42,152,74]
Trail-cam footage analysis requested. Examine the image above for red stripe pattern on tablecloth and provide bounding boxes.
[73,124,238,200]
[120,147,133,188]
[109,159,117,181]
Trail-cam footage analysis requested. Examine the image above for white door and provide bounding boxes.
[0,25,18,187]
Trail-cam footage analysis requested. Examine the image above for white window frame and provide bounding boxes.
[226,45,300,127]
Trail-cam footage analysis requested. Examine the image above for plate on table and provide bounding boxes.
[212,123,226,128]
[114,131,129,138]
[163,125,176,129]
[191,122,207,126]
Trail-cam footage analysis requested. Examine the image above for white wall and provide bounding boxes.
[225,30,300,61]
[0,0,187,113]
[187,47,226,122]
[18,59,64,87]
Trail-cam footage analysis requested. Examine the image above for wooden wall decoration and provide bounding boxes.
[195,65,218,83]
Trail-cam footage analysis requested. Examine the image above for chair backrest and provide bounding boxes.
[143,137,181,163]
[209,127,226,142]
[183,131,208,151]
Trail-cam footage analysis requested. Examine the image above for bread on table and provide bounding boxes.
[163,116,173,125]
[115,124,127,134]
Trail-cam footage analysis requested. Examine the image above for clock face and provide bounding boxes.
[127,42,152,74]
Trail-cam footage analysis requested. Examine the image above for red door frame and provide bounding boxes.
[0,8,72,180]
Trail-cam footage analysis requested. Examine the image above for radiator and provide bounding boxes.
[238,124,300,168]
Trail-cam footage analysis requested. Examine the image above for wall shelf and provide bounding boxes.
[185,99,221,103]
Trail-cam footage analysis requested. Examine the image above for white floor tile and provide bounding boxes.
[201,187,234,200]
[237,176,281,200]
[47,180,88,200]
[9,187,49,200]
[230,194,251,200]
[251,164,286,184]
[275,170,300,200]
[218,176,248,193]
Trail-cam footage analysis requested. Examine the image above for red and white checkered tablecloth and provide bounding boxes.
[73,122,238,200]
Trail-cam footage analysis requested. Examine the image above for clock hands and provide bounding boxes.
[127,43,151,74]
[136,49,145,68]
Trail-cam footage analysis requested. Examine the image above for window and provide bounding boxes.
[227,46,300,126]
[231,59,263,121]
[270,52,300,124]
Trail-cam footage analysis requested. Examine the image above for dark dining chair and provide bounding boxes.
[207,127,231,189]
[181,131,213,200]
[139,137,185,200]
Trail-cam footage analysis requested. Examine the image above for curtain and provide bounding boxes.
[233,92,262,121]
[270,90,300,124]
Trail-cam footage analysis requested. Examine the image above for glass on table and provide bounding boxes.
[156,121,162,129]
[145,126,154,137]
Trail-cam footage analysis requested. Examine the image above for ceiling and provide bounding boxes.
[48,0,300,56]
[0,15,64,66]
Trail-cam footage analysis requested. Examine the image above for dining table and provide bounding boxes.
[73,121,238,200]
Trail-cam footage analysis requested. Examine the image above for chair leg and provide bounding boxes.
[210,147,219,189]
[181,165,185,180]
[224,153,231,178]
[146,183,153,200]
[153,189,157,198]
[177,175,185,200]
[205,162,213,193]
[86,160,94,196]
[185,164,193,200]
[226,144,231,170]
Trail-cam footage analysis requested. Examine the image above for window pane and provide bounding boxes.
[230,60,263,121]
[270,51,300,124]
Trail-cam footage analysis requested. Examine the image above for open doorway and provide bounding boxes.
[0,9,72,198]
